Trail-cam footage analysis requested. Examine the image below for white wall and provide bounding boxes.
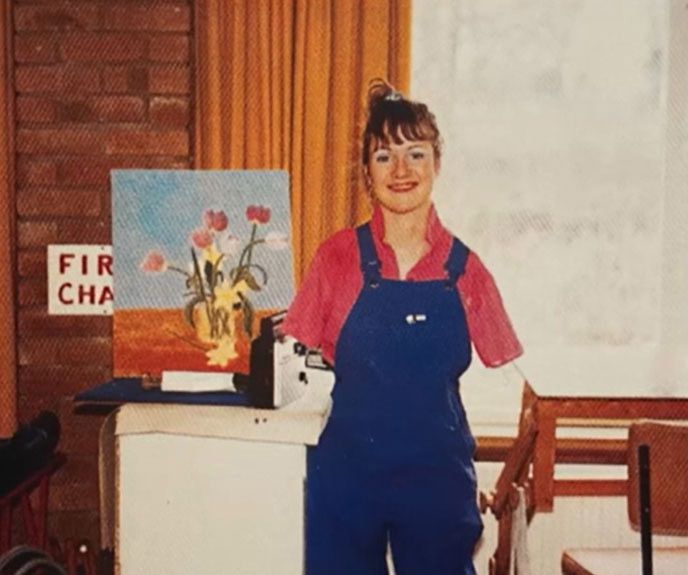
[412,3,688,573]
[412,0,688,419]
[657,0,688,390]
[413,0,666,349]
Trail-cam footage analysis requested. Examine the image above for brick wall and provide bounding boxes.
[11,0,194,544]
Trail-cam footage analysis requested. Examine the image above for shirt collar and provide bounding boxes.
[370,202,449,248]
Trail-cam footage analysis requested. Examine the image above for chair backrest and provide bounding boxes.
[489,382,538,518]
[627,421,688,535]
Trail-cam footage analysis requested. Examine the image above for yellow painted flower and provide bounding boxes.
[214,279,249,310]
[206,336,238,367]
[202,243,223,267]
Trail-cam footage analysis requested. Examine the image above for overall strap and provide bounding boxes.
[444,237,469,287]
[355,223,382,287]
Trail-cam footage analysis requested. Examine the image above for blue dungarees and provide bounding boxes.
[307,223,483,575]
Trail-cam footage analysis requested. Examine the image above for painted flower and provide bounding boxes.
[204,209,229,232]
[190,227,213,249]
[215,279,249,308]
[265,231,289,251]
[141,202,284,367]
[218,233,241,256]
[203,243,223,267]
[140,250,167,272]
[206,336,239,366]
[246,205,271,224]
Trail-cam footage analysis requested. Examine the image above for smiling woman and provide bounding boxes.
[368,140,437,218]
[283,80,522,575]
[362,81,444,275]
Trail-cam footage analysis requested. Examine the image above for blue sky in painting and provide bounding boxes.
[112,170,294,310]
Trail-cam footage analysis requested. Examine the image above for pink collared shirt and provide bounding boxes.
[283,205,523,367]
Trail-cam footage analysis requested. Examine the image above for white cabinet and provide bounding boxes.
[101,393,331,575]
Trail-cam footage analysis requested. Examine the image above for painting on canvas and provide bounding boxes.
[111,170,293,377]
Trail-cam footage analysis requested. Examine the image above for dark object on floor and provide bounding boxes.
[0,454,66,554]
[0,545,68,575]
[96,549,113,575]
[48,539,106,575]
[0,412,61,496]
[0,411,65,556]
[62,540,96,575]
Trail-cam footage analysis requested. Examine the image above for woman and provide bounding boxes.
[283,80,522,575]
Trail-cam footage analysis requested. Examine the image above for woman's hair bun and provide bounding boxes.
[367,78,401,110]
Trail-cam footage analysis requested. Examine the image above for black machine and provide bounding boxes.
[0,411,61,496]
[234,311,333,409]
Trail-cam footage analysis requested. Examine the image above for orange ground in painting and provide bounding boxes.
[113,308,278,377]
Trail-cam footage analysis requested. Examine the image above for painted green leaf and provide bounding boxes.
[204,261,214,289]
[242,297,255,337]
[243,270,261,291]
[183,295,205,328]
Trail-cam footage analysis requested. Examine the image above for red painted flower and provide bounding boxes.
[204,209,229,232]
[190,228,213,249]
[140,250,167,272]
[246,205,271,224]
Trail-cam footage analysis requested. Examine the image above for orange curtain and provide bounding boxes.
[0,0,17,438]
[195,0,410,283]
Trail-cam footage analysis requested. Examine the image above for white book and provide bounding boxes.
[161,371,236,393]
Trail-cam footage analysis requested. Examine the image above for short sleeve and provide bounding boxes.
[281,245,330,350]
[458,252,523,368]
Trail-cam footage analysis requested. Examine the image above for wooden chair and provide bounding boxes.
[480,382,539,575]
[562,421,688,575]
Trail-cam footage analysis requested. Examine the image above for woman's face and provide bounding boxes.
[367,137,439,216]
